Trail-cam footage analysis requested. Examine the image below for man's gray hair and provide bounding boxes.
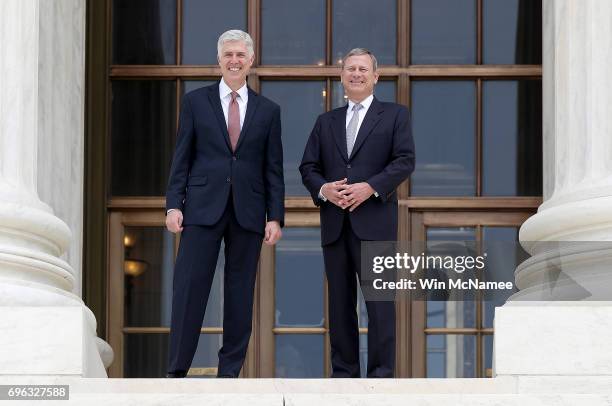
[217,29,255,58]
[341,48,378,71]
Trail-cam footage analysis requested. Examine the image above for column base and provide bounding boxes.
[0,306,111,377]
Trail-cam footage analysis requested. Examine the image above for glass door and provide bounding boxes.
[408,210,533,378]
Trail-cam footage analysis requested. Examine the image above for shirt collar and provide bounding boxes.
[347,94,374,112]
[219,78,248,101]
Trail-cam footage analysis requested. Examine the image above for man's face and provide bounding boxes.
[341,54,379,102]
[218,40,254,86]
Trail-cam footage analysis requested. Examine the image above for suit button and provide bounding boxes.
[232,156,237,161]
[347,164,352,169]
[226,177,231,183]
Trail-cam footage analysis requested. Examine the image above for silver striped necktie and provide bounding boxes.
[346,103,363,157]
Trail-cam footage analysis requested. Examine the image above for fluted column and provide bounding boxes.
[0,0,111,376]
[513,0,612,300]
[494,0,612,378]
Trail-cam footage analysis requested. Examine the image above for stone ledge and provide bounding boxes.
[0,377,610,405]
[0,377,518,394]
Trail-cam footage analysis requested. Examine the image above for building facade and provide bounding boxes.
[81,0,543,378]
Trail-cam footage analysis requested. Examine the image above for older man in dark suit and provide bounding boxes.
[300,48,415,378]
[165,29,284,378]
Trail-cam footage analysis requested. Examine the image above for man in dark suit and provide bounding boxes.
[300,48,415,378]
[165,30,284,378]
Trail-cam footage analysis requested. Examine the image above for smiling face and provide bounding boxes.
[340,54,379,103]
[218,40,254,90]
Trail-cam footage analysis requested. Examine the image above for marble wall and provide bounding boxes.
[0,0,43,210]
[540,0,612,210]
[36,0,86,296]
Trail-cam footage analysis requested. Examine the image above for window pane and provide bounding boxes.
[182,0,247,65]
[483,0,542,64]
[275,335,324,377]
[112,0,176,65]
[411,0,476,64]
[482,227,521,328]
[261,0,325,64]
[260,81,326,196]
[123,334,222,377]
[332,0,396,65]
[275,228,324,327]
[123,227,225,328]
[483,334,493,377]
[182,80,218,96]
[359,334,368,378]
[427,334,476,378]
[331,80,396,109]
[111,80,176,196]
[124,227,175,327]
[190,334,223,377]
[124,333,169,377]
[482,80,542,196]
[202,243,225,328]
[411,81,476,196]
[357,287,368,329]
[426,227,476,328]
[427,301,476,329]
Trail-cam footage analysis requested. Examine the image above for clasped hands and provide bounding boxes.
[321,178,375,212]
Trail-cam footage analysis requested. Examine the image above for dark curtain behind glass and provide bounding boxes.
[515,2,543,196]
[124,334,168,377]
[110,80,176,196]
[112,0,176,65]
[515,0,542,64]
[517,81,542,195]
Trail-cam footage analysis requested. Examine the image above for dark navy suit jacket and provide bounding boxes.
[166,82,285,234]
[300,97,415,245]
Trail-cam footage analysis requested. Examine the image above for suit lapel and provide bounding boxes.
[332,105,349,162]
[235,87,260,152]
[349,97,384,159]
[207,83,232,151]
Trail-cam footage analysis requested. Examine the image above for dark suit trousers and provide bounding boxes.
[322,215,396,378]
[167,193,263,377]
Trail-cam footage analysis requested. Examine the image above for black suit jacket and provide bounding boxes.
[166,82,285,234]
[300,97,415,245]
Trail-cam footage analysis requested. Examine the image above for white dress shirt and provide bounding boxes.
[345,94,374,135]
[319,94,378,202]
[219,78,248,129]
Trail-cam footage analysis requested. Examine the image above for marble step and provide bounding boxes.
[0,377,611,405]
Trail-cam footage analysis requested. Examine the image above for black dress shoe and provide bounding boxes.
[166,370,187,378]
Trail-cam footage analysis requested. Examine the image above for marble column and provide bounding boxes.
[0,0,111,376]
[494,0,612,377]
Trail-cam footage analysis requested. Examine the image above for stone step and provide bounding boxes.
[31,393,610,406]
[0,377,611,405]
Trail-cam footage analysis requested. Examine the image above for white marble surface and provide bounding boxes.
[0,377,609,405]
[518,376,612,394]
[516,0,612,300]
[2,394,609,406]
[539,0,612,211]
[0,0,49,213]
[0,0,108,376]
[48,394,285,406]
[284,394,612,406]
[37,0,86,297]
[535,0,612,213]
[494,304,612,375]
[0,307,83,375]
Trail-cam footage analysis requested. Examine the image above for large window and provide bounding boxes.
[93,0,543,378]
